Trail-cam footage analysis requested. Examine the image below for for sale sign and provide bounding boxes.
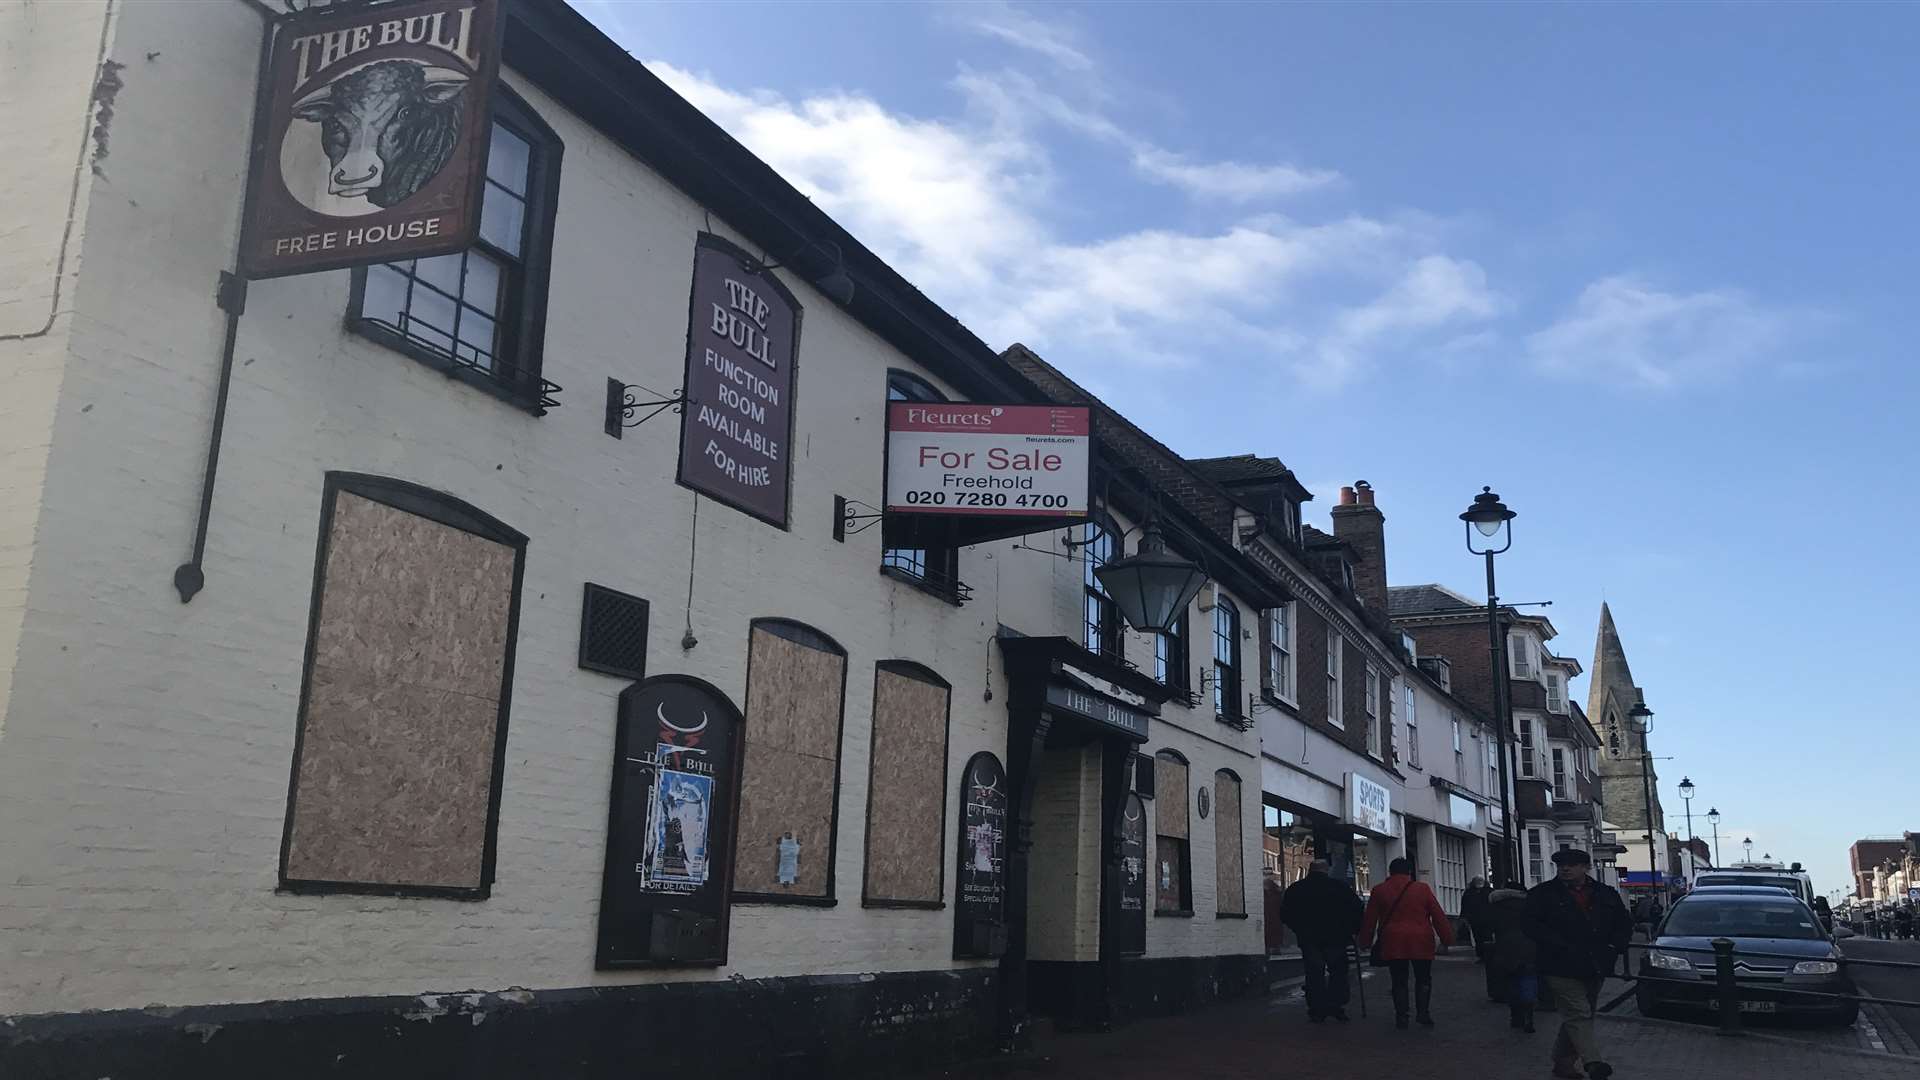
[886,403,1090,517]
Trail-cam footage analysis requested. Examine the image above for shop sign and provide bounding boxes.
[954,752,1009,958]
[1045,681,1148,741]
[1114,792,1147,955]
[676,233,802,528]
[1448,793,1478,831]
[1347,772,1391,835]
[240,0,501,278]
[886,403,1090,518]
[596,676,742,968]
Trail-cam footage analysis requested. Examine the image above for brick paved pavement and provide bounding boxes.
[912,955,1919,1079]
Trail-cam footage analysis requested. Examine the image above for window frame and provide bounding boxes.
[881,371,962,597]
[346,87,563,416]
[1551,747,1568,793]
[1264,602,1295,705]
[1518,716,1539,778]
[1404,682,1420,769]
[1363,662,1382,758]
[1082,512,1123,662]
[1212,596,1242,723]
[1325,634,1345,729]
[1156,611,1191,692]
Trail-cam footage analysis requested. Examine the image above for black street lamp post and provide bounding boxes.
[1743,837,1754,863]
[1461,488,1520,881]
[1678,776,1696,883]
[1631,701,1659,894]
[1707,807,1721,868]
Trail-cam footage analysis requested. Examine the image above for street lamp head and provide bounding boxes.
[1628,700,1653,734]
[1461,487,1516,555]
[1678,776,1694,800]
[1707,807,1721,826]
[1092,518,1210,635]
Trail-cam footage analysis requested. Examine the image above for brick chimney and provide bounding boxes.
[1330,480,1388,615]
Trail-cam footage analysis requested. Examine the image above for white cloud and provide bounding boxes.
[1131,148,1340,201]
[647,63,1498,387]
[954,1,1094,72]
[1526,275,1796,388]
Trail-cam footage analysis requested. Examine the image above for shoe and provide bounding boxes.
[1331,1009,1351,1023]
[1585,1065,1613,1080]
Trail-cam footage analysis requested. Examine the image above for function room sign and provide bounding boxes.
[676,234,802,528]
[239,0,501,278]
[886,404,1090,518]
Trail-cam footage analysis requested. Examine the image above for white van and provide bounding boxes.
[1694,862,1816,909]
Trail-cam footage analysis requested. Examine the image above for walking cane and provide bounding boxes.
[1352,942,1367,1018]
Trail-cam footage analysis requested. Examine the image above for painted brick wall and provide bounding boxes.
[0,0,1262,1018]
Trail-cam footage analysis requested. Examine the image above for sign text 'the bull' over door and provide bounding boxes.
[240,0,501,278]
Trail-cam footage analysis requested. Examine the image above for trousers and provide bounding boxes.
[1388,959,1434,1019]
[1299,940,1351,1017]
[1543,975,1604,1067]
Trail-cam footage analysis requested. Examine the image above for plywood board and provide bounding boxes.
[1154,755,1189,839]
[864,667,949,904]
[733,626,846,897]
[285,491,515,890]
[1214,774,1244,914]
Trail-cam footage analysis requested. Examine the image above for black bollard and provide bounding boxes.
[1712,938,1740,1036]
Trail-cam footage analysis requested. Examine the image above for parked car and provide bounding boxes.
[1694,868,1816,909]
[1637,891,1858,1026]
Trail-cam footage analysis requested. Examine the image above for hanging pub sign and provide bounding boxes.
[238,0,502,279]
[1114,792,1147,955]
[953,752,1009,959]
[596,676,743,968]
[676,234,802,528]
[886,403,1090,519]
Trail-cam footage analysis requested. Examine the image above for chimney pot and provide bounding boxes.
[1339,486,1356,506]
[1355,480,1375,506]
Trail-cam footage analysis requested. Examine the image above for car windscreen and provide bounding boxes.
[1697,875,1801,899]
[1664,899,1823,939]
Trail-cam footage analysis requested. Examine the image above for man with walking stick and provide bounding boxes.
[1281,858,1364,1023]
[1525,849,1632,1080]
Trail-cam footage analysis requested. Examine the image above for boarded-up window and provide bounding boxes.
[1154,751,1191,913]
[864,662,952,907]
[281,475,525,898]
[1214,771,1244,915]
[733,620,848,902]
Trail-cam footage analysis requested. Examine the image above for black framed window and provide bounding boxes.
[352,89,561,414]
[1212,597,1241,721]
[1083,514,1121,660]
[883,371,960,589]
[1155,612,1190,691]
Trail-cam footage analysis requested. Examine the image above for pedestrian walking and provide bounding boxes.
[1358,857,1455,1030]
[1280,858,1364,1023]
[1524,848,1632,1080]
[1899,906,1914,941]
[1488,880,1538,1033]
[1462,877,1498,998]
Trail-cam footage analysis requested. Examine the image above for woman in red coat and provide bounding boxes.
[1359,857,1456,1028]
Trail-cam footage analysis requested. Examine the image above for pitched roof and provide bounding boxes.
[1387,583,1482,616]
[1187,455,1314,501]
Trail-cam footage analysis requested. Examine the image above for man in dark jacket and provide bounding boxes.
[1525,849,1632,1080]
[1281,859,1364,1022]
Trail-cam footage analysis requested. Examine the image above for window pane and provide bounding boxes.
[456,310,497,370]
[414,252,464,297]
[479,183,526,257]
[488,124,532,195]
[361,265,409,326]
[462,252,503,316]
[403,287,457,353]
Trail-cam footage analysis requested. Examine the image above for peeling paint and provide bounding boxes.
[183,1022,220,1044]
[90,59,126,176]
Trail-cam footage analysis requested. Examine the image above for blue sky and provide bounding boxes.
[575,1,1920,897]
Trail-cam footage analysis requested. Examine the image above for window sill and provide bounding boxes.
[863,898,946,911]
[1216,912,1249,920]
[732,893,839,908]
[1261,690,1299,713]
[878,564,970,606]
[349,316,559,416]
[1154,909,1196,918]
[1215,711,1255,733]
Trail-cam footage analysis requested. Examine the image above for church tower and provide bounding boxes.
[1588,604,1665,833]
